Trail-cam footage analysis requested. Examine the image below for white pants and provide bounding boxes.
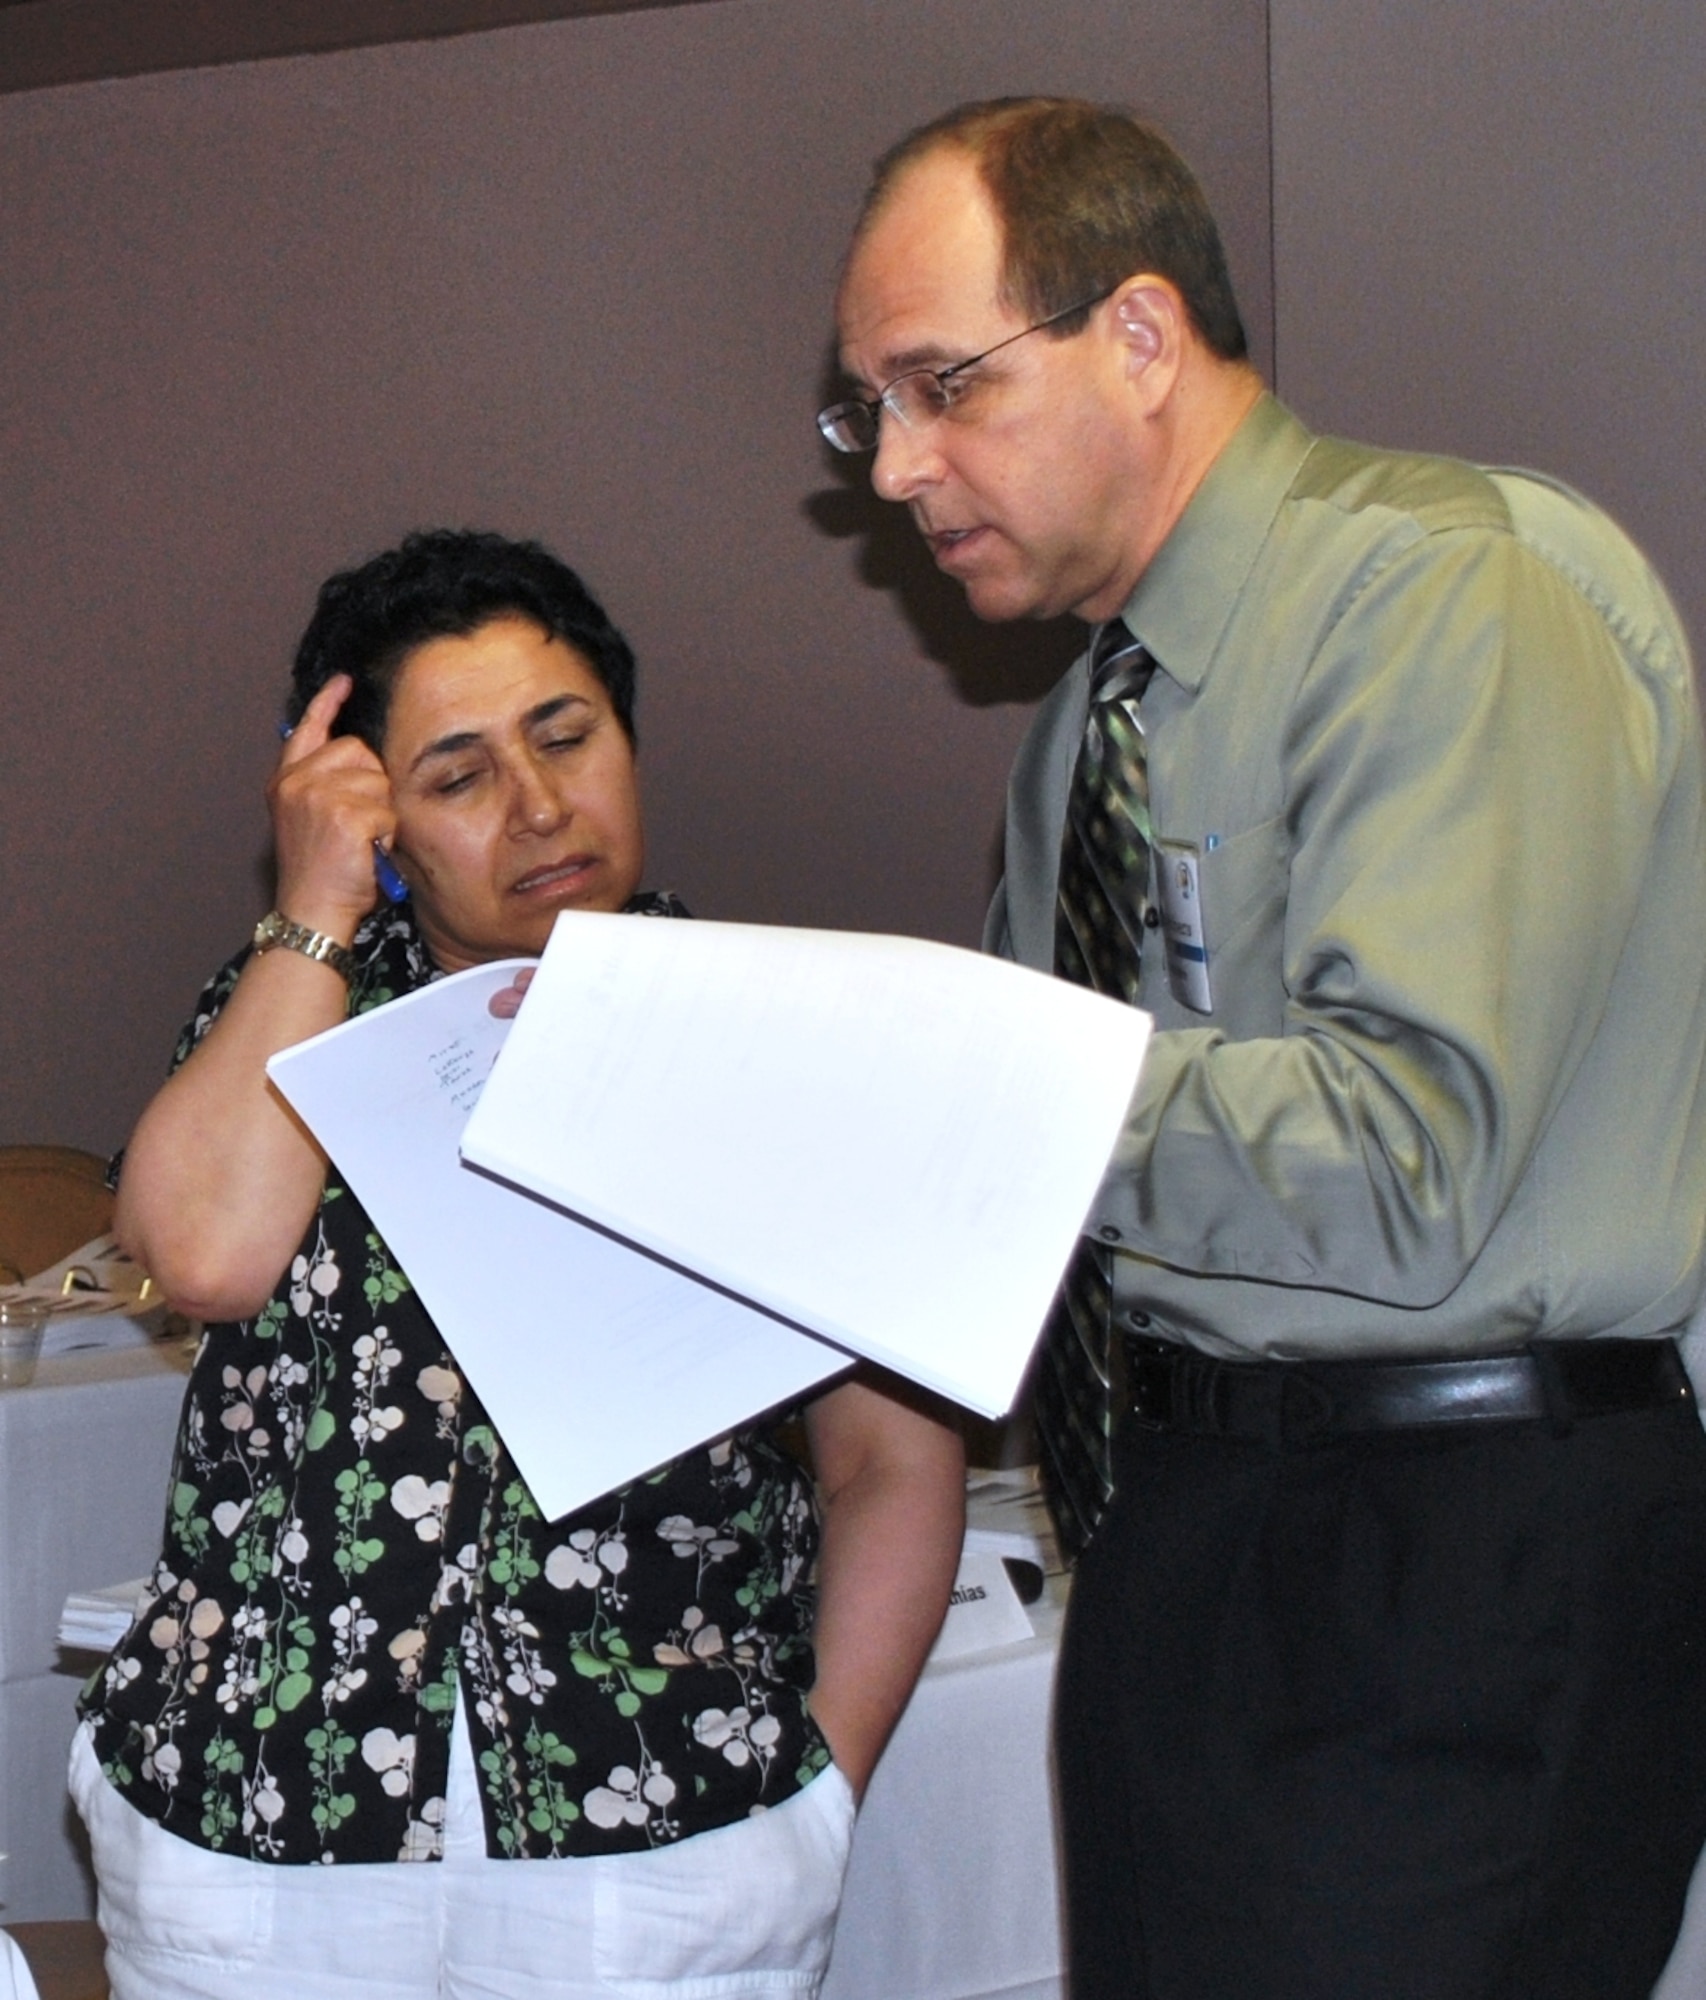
[70,1709,855,2000]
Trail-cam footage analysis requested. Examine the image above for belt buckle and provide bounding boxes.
[1125,1340,1175,1430]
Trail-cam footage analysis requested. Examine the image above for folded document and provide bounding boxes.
[270,917,1151,1514]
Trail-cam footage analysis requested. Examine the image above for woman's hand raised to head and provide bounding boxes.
[115,676,390,1321]
[268,674,398,940]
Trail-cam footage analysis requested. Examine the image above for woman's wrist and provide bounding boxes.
[252,910,358,983]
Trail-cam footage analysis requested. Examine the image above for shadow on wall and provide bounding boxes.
[804,474,1082,709]
[801,344,1083,710]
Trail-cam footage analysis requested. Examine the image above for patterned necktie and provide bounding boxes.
[1036,618,1156,1561]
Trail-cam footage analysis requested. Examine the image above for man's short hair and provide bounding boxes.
[287,528,639,750]
[860,97,1248,362]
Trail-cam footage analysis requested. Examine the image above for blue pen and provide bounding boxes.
[277,718,409,903]
[372,844,409,903]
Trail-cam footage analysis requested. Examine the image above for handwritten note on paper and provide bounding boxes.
[461,916,1152,1418]
[428,1035,487,1115]
[267,963,846,1520]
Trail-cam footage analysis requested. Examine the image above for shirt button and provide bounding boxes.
[1098,1225,1121,1243]
[1143,906,1161,929]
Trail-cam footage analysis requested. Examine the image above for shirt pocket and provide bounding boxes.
[1179,814,1288,1032]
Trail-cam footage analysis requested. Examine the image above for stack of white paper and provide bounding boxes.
[269,918,1151,1518]
[268,962,845,1521]
[59,1578,148,1653]
[463,916,1151,1418]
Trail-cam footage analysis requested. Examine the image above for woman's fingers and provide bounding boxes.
[268,677,395,931]
[278,674,354,768]
[488,967,537,1019]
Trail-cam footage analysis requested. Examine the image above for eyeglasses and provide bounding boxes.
[817,285,1117,455]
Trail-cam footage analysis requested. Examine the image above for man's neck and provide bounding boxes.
[1123,360,1264,596]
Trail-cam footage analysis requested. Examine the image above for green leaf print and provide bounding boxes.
[362,1233,412,1306]
[333,1460,389,1578]
[276,1672,314,1712]
[170,1481,211,1562]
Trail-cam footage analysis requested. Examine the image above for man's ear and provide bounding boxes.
[1111,277,1186,400]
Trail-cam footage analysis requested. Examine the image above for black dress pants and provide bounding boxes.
[1055,1398,1706,1999]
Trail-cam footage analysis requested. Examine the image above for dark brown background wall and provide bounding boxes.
[0,0,1272,1153]
[3,0,1702,1159]
[1269,0,1706,667]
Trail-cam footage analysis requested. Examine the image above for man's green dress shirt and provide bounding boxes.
[988,395,1706,1359]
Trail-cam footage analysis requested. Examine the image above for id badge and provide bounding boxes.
[1154,840,1213,1013]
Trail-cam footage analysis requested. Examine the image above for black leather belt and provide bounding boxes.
[1123,1336,1694,1446]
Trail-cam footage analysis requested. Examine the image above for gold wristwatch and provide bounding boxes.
[252,910,357,984]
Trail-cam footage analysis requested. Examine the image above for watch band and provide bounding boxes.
[252,910,357,984]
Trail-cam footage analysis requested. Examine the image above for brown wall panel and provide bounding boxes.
[0,0,1273,1153]
[0,0,720,94]
[1270,0,1706,665]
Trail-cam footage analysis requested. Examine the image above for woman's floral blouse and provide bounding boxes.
[84,897,830,1863]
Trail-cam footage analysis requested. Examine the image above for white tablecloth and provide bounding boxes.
[824,1579,1065,2000]
[0,1339,191,1922]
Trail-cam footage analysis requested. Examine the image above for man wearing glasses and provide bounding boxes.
[825,97,1706,1998]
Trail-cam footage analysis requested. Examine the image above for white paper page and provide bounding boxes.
[927,1549,1037,1663]
[461,917,1152,1417]
[267,964,847,1520]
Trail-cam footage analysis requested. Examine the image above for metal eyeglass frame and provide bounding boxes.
[817,284,1118,455]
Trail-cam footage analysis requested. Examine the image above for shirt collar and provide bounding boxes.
[1118,392,1316,694]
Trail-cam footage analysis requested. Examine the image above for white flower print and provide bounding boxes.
[274,1513,311,1587]
[141,1729,181,1791]
[243,1770,286,1841]
[416,1364,460,1439]
[290,1244,340,1318]
[361,1727,416,1799]
[323,1597,379,1706]
[102,1654,142,1699]
[584,1757,678,1833]
[390,1474,451,1542]
[218,1364,269,1434]
[708,1435,755,1491]
[542,1523,628,1601]
[652,1604,726,1669]
[350,1330,405,1447]
[399,1796,446,1862]
[543,1528,601,1591]
[430,1541,480,1612]
[216,1603,269,1713]
[656,1513,741,1593]
[492,1604,558,1705]
[387,1626,428,1687]
[692,1705,782,1772]
[460,1614,512,1736]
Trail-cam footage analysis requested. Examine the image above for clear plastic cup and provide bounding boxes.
[0,1299,51,1387]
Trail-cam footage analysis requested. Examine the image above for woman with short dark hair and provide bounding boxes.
[75,529,964,2000]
